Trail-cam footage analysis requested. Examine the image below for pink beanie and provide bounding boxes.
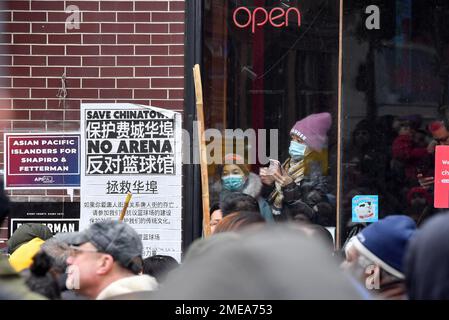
[290,113,332,151]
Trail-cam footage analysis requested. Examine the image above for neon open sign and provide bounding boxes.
[233,5,301,33]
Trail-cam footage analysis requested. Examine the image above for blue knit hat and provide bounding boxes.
[353,215,417,279]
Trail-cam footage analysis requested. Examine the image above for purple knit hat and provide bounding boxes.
[290,113,332,151]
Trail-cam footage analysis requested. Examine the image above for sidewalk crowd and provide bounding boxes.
[1,112,449,300]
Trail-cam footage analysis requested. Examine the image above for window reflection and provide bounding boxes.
[342,0,449,242]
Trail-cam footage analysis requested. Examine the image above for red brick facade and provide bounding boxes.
[0,1,186,242]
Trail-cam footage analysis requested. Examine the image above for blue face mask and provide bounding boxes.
[222,174,245,191]
[289,141,307,160]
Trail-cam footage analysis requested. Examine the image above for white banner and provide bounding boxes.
[80,103,183,259]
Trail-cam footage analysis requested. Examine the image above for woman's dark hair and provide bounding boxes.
[314,202,335,226]
[288,200,315,222]
[293,213,312,224]
[214,211,265,234]
[142,255,179,283]
[220,192,259,216]
[25,251,61,300]
[210,202,221,216]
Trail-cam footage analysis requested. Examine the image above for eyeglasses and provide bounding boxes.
[68,245,99,257]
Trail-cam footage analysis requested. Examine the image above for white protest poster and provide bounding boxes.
[80,103,182,261]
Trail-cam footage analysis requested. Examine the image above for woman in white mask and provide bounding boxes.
[260,113,332,220]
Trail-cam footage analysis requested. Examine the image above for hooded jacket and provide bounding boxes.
[96,274,158,300]
[7,223,52,254]
[9,237,45,272]
[405,213,449,300]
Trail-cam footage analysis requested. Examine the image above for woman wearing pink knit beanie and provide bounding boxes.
[260,113,332,220]
[289,113,332,153]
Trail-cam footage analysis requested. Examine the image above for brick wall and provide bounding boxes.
[0,0,186,243]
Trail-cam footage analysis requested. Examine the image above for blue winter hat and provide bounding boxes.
[353,215,417,279]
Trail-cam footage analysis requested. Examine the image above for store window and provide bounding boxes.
[341,0,449,243]
[200,0,449,246]
[202,0,340,233]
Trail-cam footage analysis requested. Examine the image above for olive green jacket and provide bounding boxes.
[0,255,45,300]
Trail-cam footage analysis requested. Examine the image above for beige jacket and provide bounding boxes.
[96,275,158,300]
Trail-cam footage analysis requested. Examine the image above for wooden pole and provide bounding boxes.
[193,64,211,237]
[119,193,132,222]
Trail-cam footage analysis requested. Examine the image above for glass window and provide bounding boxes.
[202,0,340,229]
[341,0,449,242]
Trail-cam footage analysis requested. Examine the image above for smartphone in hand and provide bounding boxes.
[268,159,281,175]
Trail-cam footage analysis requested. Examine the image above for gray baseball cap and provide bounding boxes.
[65,221,143,274]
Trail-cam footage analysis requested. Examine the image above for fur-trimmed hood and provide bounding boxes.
[241,173,263,198]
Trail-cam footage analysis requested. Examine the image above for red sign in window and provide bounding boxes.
[233,6,301,34]
[434,146,449,208]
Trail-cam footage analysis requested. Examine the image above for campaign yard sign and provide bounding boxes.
[80,104,183,262]
[8,202,80,237]
[4,133,80,189]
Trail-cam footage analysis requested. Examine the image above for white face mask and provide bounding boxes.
[289,141,307,160]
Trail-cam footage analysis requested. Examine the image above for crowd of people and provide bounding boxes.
[1,111,449,300]
[1,183,449,300]
[211,112,334,227]
[343,113,449,230]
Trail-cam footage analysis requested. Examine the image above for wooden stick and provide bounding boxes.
[193,64,211,237]
[119,193,132,222]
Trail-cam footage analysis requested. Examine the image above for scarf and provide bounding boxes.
[269,150,312,215]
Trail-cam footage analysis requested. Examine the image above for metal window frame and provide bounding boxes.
[182,0,204,253]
